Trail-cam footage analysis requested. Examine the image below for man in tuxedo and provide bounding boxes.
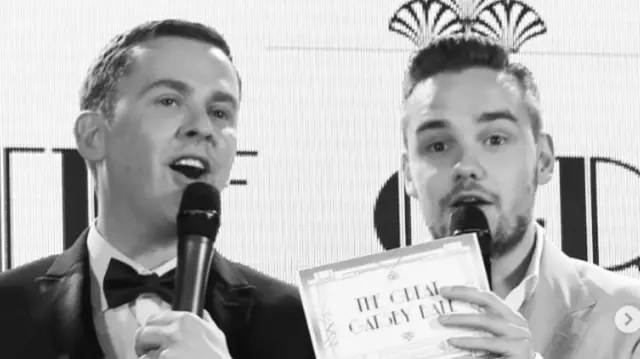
[0,19,315,359]
[400,34,640,358]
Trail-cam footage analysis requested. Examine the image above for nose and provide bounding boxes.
[177,110,217,145]
[452,148,486,182]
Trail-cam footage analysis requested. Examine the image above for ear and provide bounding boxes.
[536,132,555,185]
[74,111,107,163]
[402,151,418,198]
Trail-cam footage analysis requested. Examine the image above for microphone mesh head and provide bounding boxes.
[448,205,489,235]
[177,182,221,239]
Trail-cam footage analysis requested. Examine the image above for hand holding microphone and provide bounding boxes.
[437,205,536,359]
[448,205,492,290]
[173,181,221,316]
[135,310,231,359]
[135,182,232,359]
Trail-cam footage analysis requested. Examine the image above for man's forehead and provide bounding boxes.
[405,68,526,118]
[127,37,231,72]
[119,37,239,97]
[131,36,226,56]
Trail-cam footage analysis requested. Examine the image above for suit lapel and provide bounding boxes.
[205,252,256,355]
[21,235,254,358]
[23,230,103,359]
[522,239,596,359]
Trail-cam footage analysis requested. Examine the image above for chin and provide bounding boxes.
[157,212,178,237]
[426,221,449,240]
[152,195,178,225]
[164,201,180,221]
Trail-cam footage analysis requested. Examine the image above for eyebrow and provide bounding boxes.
[138,78,239,110]
[415,119,449,135]
[414,110,518,135]
[477,110,519,124]
[209,91,239,112]
[138,78,192,97]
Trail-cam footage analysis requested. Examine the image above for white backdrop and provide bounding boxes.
[1,0,639,283]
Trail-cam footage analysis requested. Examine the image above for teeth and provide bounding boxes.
[455,197,485,205]
[174,158,205,170]
[170,157,208,180]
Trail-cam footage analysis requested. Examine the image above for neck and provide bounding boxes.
[96,197,177,270]
[490,222,537,299]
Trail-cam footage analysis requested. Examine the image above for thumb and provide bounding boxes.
[202,310,230,350]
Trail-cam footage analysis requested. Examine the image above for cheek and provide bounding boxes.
[109,138,152,178]
[210,128,237,188]
[220,128,238,161]
[413,162,449,208]
[109,125,165,176]
[492,162,535,208]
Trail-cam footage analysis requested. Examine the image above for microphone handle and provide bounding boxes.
[454,229,492,290]
[173,235,216,317]
[476,231,492,290]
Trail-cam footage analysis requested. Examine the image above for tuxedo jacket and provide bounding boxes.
[523,238,640,358]
[0,230,316,359]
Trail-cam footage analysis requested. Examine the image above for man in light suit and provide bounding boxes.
[400,34,640,358]
[0,19,315,359]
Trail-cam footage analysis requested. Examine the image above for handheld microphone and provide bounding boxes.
[173,182,221,317]
[448,205,492,290]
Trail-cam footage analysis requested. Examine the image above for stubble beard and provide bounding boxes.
[428,168,538,259]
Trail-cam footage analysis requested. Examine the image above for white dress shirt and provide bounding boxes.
[86,222,219,359]
[501,224,545,359]
[502,224,544,313]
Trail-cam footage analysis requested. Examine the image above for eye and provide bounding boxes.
[485,135,507,146]
[156,97,179,107]
[426,141,449,153]
[209,108,231,121]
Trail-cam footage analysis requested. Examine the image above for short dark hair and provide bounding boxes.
[402,34,541,145]
[79,19,242,116]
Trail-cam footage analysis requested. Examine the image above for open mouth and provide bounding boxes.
[451,195,491,207]
[169,156,210,180]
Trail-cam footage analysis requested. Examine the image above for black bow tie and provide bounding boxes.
[103,258,176,309]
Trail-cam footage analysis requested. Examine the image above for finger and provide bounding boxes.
[151,310,223,338]
[134,325,173,357]
[202,310,226,338]
[138,348,169,359]
[141,310,228,351]
[448,335,531,356]
[439,286,498,309]
[138,349,159,359]
[202,311,231,350]
[438,313,529,337]
[144,310,186,327]
[202,310,215,325]
[440,286,523,324]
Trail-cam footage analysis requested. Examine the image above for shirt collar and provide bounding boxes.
[504,223,545,310]
[528,224,545,286]
[86,221,177,312]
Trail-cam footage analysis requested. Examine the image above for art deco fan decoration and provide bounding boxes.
[389,0,547,53]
